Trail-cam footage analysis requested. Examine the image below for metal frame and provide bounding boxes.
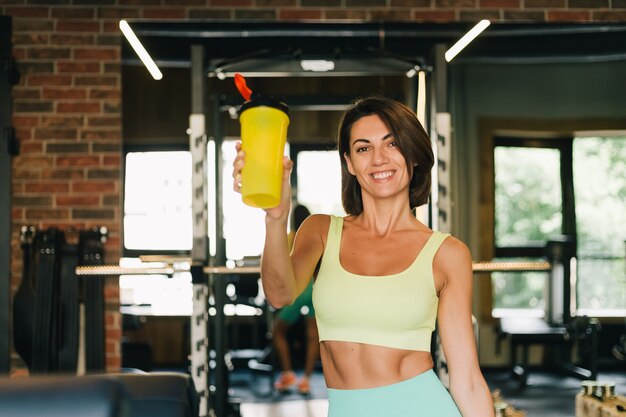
[0,15,14,375]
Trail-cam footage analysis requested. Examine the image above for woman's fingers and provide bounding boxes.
[232,142,244,193]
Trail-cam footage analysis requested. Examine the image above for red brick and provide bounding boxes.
[57,155,100,167]
[56,195,100,206]
[74,48,119,60]
[13,156,53,169]
[51,7,96,19]
[547,10,590,20]
[413,10,456,22]
[57,102,101,113]
[12,208,24,221]
[42,88,87,100]
[211,0,252,4]
[13,33,49,46]
[481,0,519,7]
[27,47,71,60]
[81,130,120,141]
[592,11,626,21]
[105,311,120,328]
[142,8,187,19]
[41,116,84,128]
[97,8,141,19]
[19,142,44,154]
[50,34,96,46]
[106,328,122,340]
[75,76,119,87]
[14,128,33,141]
[13,19,54,33]
[14,169,41,180]
[34,128,78,141]
[391,0,430,5]
[89,89,121,100]
[104,285,120,298]
[56,20,101,33]
[12,48,27,60]
[278,8,323,19]
[13,116,39,127]
[102,22,122,33]
[5,7,50,18]
[14,101,53,114]
[42,169,85,180]
[103,155,121,166]
[27,75,72,86]
[106,356,122,372]
[13,89,41,99]
[57,61,101,73]
[105,340,117,354]
[24,182,69,193]
[25,209,70,220]
[72,181,116,193]
[87,116,121,127]
[370,9,415,20]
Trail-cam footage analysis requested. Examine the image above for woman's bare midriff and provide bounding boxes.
[320,340,434,389]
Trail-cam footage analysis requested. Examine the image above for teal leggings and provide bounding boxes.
[327,370,462,417]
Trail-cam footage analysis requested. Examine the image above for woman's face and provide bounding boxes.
[343,114,411,202]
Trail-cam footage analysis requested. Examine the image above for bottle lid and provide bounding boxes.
[239,95,289,116]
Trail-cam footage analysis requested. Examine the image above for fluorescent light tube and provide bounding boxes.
[445,20,491,63]
[119,20,163,80]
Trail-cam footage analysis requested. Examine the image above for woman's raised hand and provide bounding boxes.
[232,141,293,221]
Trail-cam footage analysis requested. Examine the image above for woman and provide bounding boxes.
[233,96,494,417]
[272,204,319,395]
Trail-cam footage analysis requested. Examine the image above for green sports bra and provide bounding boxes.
[312,215,450,352]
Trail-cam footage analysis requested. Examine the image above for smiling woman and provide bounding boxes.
[232,96,495,417]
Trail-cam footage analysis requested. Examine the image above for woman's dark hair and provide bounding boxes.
[337,96,434,215]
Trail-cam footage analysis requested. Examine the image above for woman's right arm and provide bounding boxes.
[232,142,325,308]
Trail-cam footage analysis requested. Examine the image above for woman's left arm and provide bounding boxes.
[435,237,494,417]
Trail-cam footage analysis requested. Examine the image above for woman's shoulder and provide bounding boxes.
[299,213,332,235]
[437,233,470,254]
[435,233,472,271]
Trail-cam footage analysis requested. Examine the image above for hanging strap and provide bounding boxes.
[80,228,107,373]
[12,226,37,368]
[31,228,61,374]
[57,231,80,373]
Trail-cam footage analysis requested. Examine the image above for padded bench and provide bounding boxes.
[498,317,569,387]
[0,371,199,417]
[0,376,130,417]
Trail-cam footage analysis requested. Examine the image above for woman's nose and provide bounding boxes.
[371,146,389,165]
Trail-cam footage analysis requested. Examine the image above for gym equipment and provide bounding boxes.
[492,237,600,388]
[13,226,108,374]
[0,372,199,417]
[0,376,129,417]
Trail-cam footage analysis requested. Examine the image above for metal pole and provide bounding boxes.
[189,44,210,417]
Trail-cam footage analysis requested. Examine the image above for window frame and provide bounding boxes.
[478,118,626,323]
[122,143,193,258]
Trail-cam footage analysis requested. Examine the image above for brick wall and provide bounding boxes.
[2,0,625,374]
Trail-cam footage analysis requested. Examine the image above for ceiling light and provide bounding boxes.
[300,60,335,72]
[119,20,163,80]
[445,20,491,63]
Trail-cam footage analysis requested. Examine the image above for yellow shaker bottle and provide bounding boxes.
[239,97,290,209]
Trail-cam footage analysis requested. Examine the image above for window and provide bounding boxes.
[492,135,625,318]
[573,136,626,315]
[124,151,192,252]
[493,146,563,316]
[296,150,345,217]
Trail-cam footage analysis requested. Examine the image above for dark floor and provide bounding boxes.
[226,367,626,417]
[483,368,626,417]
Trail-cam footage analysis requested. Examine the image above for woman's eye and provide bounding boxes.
[388,141,398,147]
[356,146,369,153]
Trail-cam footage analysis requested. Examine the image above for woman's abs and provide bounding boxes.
[320,341,434,389]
